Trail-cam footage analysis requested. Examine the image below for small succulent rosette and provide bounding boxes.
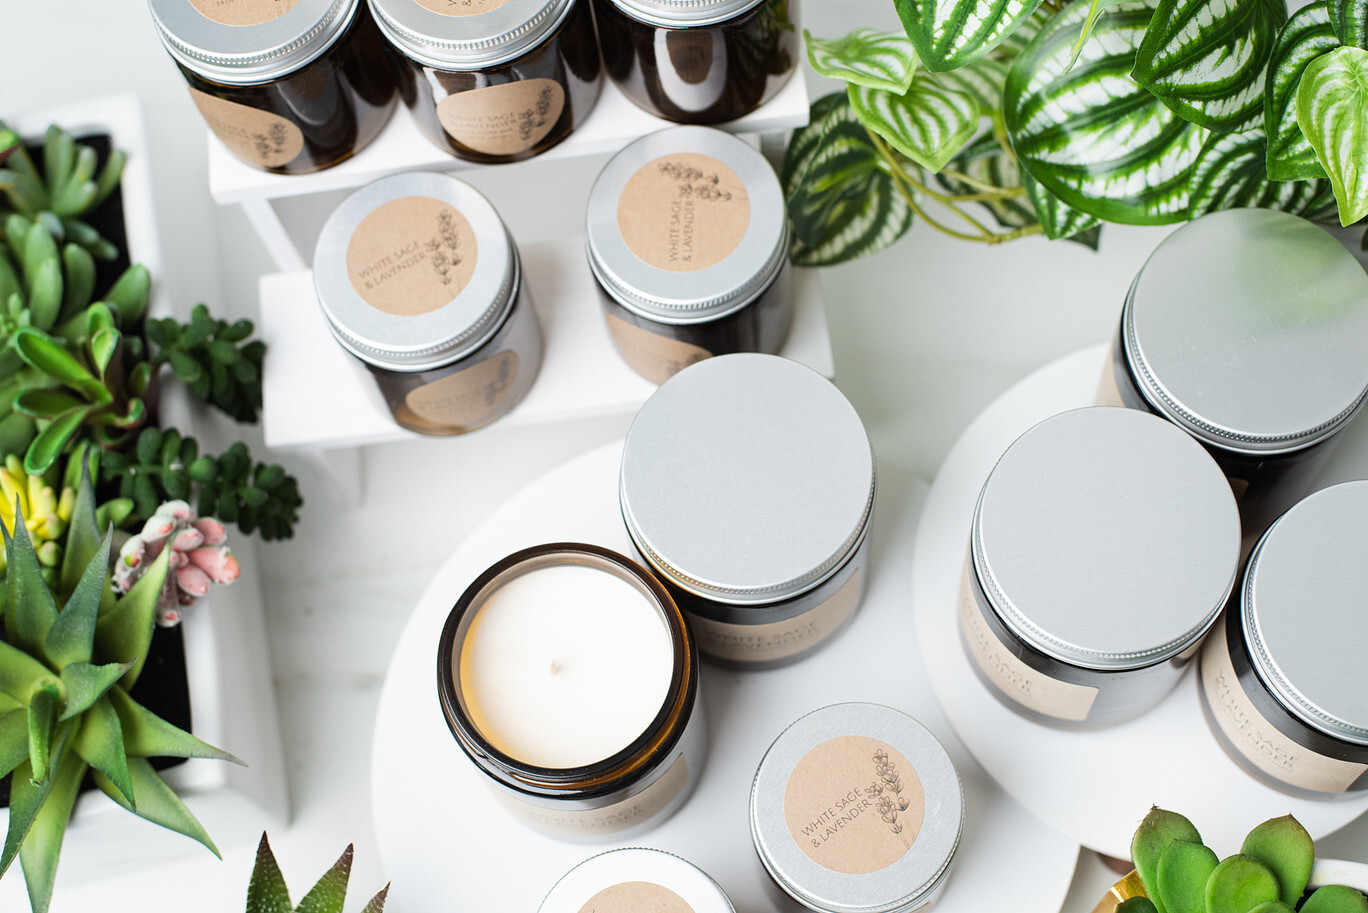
[113,500,240,626]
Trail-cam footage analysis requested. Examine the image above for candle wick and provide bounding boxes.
[549,660,561,676]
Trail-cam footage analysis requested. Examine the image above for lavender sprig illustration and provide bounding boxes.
[657,160,734,202]
[863,749,911,835]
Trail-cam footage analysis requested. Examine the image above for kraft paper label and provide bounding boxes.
[405,351,518,427]
[497,753,690,837]
[958,558,1099,723]
[604,312,712,385]
[437,80,565,156]
[617,153,750,272]
[346,196,478,317]
[411,0,510,15]
[578,882,695,913]
[688,571,861,665]
[188,88,304,168]
[1201,625,1367,794]
[784,735,923,875]
[189,0,301,26]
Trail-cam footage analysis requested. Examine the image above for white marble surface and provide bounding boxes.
[4,1,1366,910]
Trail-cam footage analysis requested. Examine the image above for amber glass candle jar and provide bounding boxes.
[148,0,397,173]
[593,0,799,123]
[368,0,602,163]
[313,172,542,435]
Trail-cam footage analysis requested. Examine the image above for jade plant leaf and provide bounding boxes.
[17,751,85,913]
[1004,0,1212,225]
[1189,128,1338,217]
[782,92,915,265]
[1119,900,1163,913]
[93,757,221,857]
[70,693,133,805]
[296,845,354,913]
[1265,1,1339,180]
[1248,902,1297,913]
[1301,886,1368,913]
[1021,169,1103,242]
[23,404,93,476]
[1331,0,1368,47]
[1133,0,1287,132]
[1206,855,1281,913]
[13,328,108,402]
[12,389,84,419]
[92,544,170,687]
[108,685,242,764]
[1240,815,1314,906]
[1296,46,1368,224]
[849,79,982,171]
[894,0,1047,71]
[46,528,111,667]
[247,832,293,913]
[805,28,919,92]
[1132,807,1204,913]
[1157,840,1219,913]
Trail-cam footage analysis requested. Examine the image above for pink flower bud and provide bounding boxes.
[188,546,240,585]
[171,527,204,552]
[192,518,227,546]
[176,564,212,598]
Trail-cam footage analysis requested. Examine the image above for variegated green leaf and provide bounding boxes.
[1332,0,1368,48]
[938,57,1011,110]
[1266,2,1338,180]
[850,80,981,171]
[1297,46,1368,224]
[805,28,919,92]
[938,135,1038,227]
[783,92,915,265]
[895,0,1047,71]
[1005,0,1212,224]
[1133,0,1287,132]
[1021,170,1105,242]
[993,10,1044,61]
[1189,127,1338,217]
[1067,0,1109,70]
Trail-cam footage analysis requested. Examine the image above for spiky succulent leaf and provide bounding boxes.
[0,739,69,879]
[93,757,221,857]
[783,92,915,265]
[1301,886,1368,913]
[1132,808,1203,913]
[47,529,110,667]
[0,640,52,704]
[92,544,170,687]
[56,660,130,721]
[70,693,133,804]
[26,684,58,782]
[0,709,27,777]
[247,833,294,913]
[296,845,354,913]
[894,0,1046,71]
[1189,128,1338,217]
[1332,0,1368,46]
[17,751,85,913]
[849,79,982,170]
[1240,815,1315,907]
[108,685,241,763]
[361,886,390,913]
[1021,170,1104,242]
[2,516,60,659]
[1266,2,1339,180]
[1132,0,1286,132]
[1005,0,1211,224]
[1296,46,1368,224]
[805,28,919,91]
[1156,840,1219,913]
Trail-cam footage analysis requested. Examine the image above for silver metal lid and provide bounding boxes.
[972,407,1241,671]
[313,171,516,372]
[604,0,767,27]
[1123,209,1368,455]
[537,848,736,913]
[368,0,574,69]
[620,354,875,606]
[749,703,963,913]
[1243,481,1368,746]
[585,126,788,324]
[147,0,358,84]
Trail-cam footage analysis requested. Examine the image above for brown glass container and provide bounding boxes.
[368,0,602,164]
[149,0,397,174]
[594,0,798,124]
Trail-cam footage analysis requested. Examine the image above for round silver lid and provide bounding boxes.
[972,407,1241,671]
[368,0,574,69]
[147,0,358,84]
[1243,481,1368,746]
[749,703,963,913]
[585,126,788,324]
[604,0,767,27]
[313,171,516,372]
[620,354,875,606]
[1124,209,1368,455]
[538,848,736,913]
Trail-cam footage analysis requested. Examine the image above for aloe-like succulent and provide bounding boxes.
[0,467,240,913]
[1120,808,1368,913]
[247,833,389,913]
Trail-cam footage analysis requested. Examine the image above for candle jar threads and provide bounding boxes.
[368,0,602,163]
[750,703,963,913]
[586,126,791,384]
[962,408,1241,730]
[593,0,799,124]
[538,848,736,913]
[437,544,704,841]
[314,172,542,435]
[1098,209,1368,544]
[620,354,875,669]
[149,0,397,173]
[1199,481,1368,799]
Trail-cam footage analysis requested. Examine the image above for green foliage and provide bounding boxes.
[147,303,264,424]
[0,125,123,262]
[1296,46,1368,224]
[246,833,389,913]
[894,0,1046,71]
[804,28,918,92]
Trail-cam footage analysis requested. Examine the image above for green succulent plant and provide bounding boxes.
[247,833,389,913]
[146,303,264,424]
[0,467,240,913]
[1120,808,1368,913]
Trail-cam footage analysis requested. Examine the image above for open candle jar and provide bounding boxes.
[1199,481,1368,798]
[538,848,736,913]
[962,407,1241,729]
[437,543,704,841]
[1098,209,1368,544]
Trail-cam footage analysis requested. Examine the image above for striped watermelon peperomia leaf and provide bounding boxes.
[1331,0,1368,48]
[1265,2,1338,181]
[848,79,983,172]
[894,0,1045,71]
[1296,46,1368,224]
[1188,127,1337,217]
[1021,170,1103,241]
[804,28,919,92]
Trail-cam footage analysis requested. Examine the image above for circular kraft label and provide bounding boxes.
[437,79,565,157]
[346,197,479,317]
[189,0,303,26]
[188,88,304,169]
[783,735,924,875]
[411,0,510,15]
[577,882,695,913]
[617,153,750,273]
[405,350,518,426]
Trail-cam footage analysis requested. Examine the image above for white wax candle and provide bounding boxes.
[458,563,675,769]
